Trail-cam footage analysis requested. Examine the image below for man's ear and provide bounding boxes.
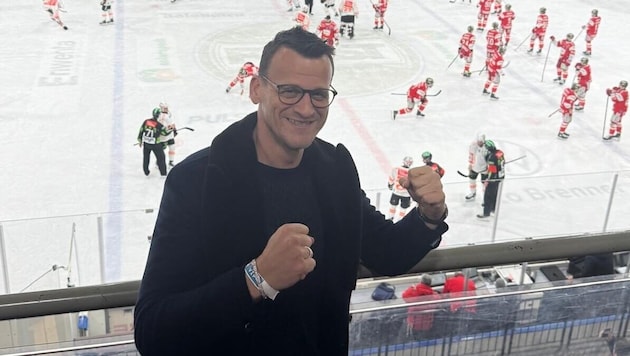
[249,76,261,104]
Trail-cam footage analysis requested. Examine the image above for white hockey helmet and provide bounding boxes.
[159,102,169,113]
[403,156,413,167]
[476,133,486,144]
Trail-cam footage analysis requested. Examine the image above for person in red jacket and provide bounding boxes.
[442,270,477,314]
[422,151,445,178]
[459,26,476,77]
[550,33,575,85]
[482,47,505,100]
[557,83,579,139]
[402,274,440,339]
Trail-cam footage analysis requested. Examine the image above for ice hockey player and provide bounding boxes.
[603,80,628,141]
[137,108,169,176]
[42,0,67,30]
[557,83,579,139]
[492,0,502,15]
[157,102,177,167]
[573,57,592,111]
[582,9,601,56]
[293,7,311,31]
[100,0,114,25]
[485,22,502,66]
[528,7,548,54]
[287,0,302,12]
[338,0,358,39]
[386,156,413,222]
[225,62,259,95]
[482,46,505,100]
[498,4,515,45]
[477,140,505,219]
[322,0,339,18]
[476,0,493,32]
[317,16,340,48]
[392,78,434,119]
[459,26,476,77]
[465,133,488,201]
[372,0,388,30]
[421,152,445,178]
[550,33,575,85]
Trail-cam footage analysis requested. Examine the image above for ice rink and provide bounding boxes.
[1,0,629,292]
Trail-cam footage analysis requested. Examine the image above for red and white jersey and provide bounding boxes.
[499,10,515,29]
[294,11,311,31]
[238,62,258,78]
[478,0,493,15]
[560,88,578,113]
[575,63,591,87]
[43,0,59,7]
[486,28,502,51]
[407,82,429,100]
[585,15,601,36]
[317,19,339,41]
[388,166,410,197]
[556,40,575,61]
[610,87,629,114]
[459,32,475,56]
[339,0,358,16]
[374,0,388,13]
[533,14,548,34]
[487,52,504,74]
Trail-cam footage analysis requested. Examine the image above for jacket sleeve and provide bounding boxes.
[133,154,258,354]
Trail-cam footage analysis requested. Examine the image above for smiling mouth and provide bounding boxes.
[287,118,314,127]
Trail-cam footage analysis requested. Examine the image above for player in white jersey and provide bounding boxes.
[100,0,114,25]
[387,156,413,222]
[323,0,339,17]
[158,102,178,167]
[338,0,359,39]
[465,133,488,200]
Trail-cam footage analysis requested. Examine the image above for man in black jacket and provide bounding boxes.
[134,27,448,355]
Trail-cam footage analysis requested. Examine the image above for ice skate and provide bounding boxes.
[557,132,569,139]
[490,93,499,100]
[465,192,476,200]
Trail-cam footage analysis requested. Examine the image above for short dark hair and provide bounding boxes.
[258,27,335,78]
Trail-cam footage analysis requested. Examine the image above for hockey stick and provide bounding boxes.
[547,108,560,118]
[478,64,488,76]
[178,126,195,131]
[541,42,552,82]
[514,34,529,50]
[601,95,610,139]
[446,53,459,70]
[390,90,441,96]
[573,27,584,42]
[457,155,527,178]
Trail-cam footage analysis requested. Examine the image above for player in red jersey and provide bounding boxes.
[557,83,579,139]
[42,0,67,30]
[317,15,340,48]
[582,9,601,56]
[476,0,493,32]
[421,152,445,178]
[573,57,592,111]
[372,0,388,30]
[392,78,434,119]
[225,62,259,95]
[386,156,413,221]
[482,47,505,100]
[550,33,575,85]
[498,4,515,45]
[603,80,629,141]
[293,7,311,31]
[528,7,548,54]
[459,26,476,77]
[492,0,502,15]
[485,22,502,66]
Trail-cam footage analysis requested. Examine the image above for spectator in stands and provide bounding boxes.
[442,269,478,333]
[402,274,441,339]
[133,27,448,355]
[567,253,615,279]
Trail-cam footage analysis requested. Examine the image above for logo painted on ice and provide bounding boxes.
[38,41,79,86]
[137,38,179,83]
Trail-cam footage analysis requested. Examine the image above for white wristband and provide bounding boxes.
[244,259,279,300]
[261,280,279,300]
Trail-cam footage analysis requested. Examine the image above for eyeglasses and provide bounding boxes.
[260,75,338,108]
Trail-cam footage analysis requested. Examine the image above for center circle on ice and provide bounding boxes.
[195,27,421,97]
